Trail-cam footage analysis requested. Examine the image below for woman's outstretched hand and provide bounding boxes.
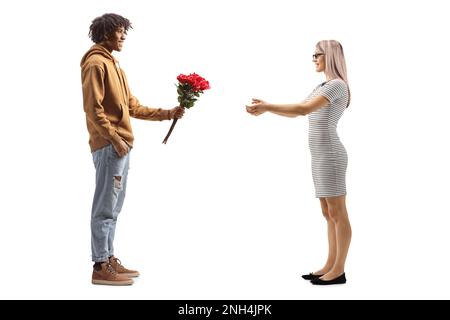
[246,98,269,116]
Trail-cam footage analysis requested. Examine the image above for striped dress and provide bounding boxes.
[306,79,349,198]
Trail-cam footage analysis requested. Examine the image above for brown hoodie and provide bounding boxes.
[81,44,171,152]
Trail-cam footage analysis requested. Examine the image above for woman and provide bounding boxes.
[246,40,351,285]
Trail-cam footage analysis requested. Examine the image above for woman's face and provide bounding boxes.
[313,52,325,73]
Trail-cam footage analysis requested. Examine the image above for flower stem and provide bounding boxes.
[162,118,179,144]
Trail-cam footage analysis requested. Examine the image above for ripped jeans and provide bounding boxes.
[91,144,130,262]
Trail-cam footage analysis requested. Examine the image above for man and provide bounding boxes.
[81,13,184,286]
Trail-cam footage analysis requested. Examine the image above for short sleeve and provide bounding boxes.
[319,80,348,103]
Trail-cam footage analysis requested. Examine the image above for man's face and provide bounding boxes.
[105,27,126,52]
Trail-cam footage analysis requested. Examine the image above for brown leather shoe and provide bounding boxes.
[109,256,140,278]
[92,262,133,286]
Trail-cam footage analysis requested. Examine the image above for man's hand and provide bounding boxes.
[169,106,185,119]
[112,139,129,157]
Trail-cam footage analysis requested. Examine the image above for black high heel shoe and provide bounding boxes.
[310,273,346,285]
[301,273,324,280]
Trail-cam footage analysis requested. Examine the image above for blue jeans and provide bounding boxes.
[91,144,130,262]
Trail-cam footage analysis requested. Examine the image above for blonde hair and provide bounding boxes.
[316,40,351,107]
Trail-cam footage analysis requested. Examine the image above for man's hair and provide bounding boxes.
[88,13,132,44]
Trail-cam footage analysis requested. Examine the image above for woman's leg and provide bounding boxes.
[321,195,352,280]
[313,198,337,275]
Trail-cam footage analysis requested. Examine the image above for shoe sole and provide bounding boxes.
[92,279,134,286]
[120,272,140,278]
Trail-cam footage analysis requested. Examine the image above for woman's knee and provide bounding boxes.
[327,207,339,222]
[328,206,348,223]
[320,199,330,220]
[321,208,331,220]
[325,196,347,222]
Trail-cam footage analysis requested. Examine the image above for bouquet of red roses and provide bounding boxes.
[162,73,210,144]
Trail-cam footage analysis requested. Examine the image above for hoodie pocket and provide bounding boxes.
[119,103,130,121]
[118,103,124,121]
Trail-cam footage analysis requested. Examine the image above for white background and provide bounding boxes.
[1,0,449,299]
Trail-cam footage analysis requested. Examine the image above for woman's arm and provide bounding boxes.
[270,110,298,118]
[246,95,330,117]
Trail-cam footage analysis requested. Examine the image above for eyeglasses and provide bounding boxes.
[312,53,324,60]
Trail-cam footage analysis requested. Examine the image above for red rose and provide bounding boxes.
[177,73,210,92]
[162,72,210,144]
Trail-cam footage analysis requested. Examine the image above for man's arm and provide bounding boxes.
[128,95,171,121]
